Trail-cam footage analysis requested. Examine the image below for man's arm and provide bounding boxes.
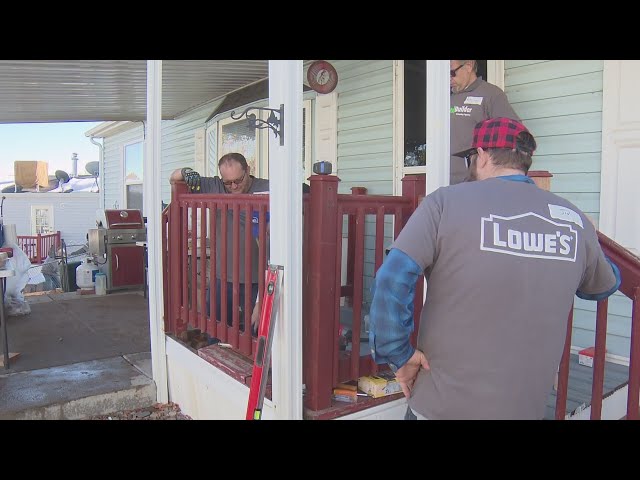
[369,248,423,371]
[170,168,185,183]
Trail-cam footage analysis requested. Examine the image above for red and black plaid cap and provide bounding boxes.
[453,117,532,158]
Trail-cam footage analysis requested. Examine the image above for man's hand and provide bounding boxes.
[251,300,261,335]
[395,350,430,399]
[181,168,201,192]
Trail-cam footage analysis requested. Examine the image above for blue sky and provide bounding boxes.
[0,122,102,181]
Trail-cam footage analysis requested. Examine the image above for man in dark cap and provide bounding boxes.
[369,117,621,419]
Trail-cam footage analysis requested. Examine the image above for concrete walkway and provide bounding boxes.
[0,291,156,419]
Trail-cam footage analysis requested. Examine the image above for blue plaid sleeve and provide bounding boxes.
[369,248,423,370]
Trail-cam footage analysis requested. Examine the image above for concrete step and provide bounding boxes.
[0,352,156,419]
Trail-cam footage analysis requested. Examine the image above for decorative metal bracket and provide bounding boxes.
[230,104,284,146]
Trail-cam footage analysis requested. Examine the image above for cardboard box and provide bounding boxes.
[578,346,605,368]
[358,371,402,398]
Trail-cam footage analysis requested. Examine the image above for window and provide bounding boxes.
[124,141,143,214]
[212,100,312,182]
[31,205,54,235]
[217,116,259,175]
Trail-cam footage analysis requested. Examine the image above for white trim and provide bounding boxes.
[85,121,136,138]
[313,91,338,175]
[392,60,404,197]
[268,60,304,420]
[486,60,504,89]
[1,192,97,200]
[425,60,450,193]
[145,60,168,404]
[303,98,312,182]
[600,60,620,240]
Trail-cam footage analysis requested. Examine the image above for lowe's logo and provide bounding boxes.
[451,105,473,114]
[480,212,578,262]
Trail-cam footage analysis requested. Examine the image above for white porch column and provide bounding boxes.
[425,60,451,194]
[268,60,303,420]
[145,60,168,403]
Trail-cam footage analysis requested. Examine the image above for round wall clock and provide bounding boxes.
[307,60,338,94]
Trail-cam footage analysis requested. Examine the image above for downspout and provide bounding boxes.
[88,136,104,210]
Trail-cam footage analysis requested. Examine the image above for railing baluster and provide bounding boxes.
[590,298,609,419]
[555,304,573,419]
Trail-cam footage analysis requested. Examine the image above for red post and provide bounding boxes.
[345,187,367,307]
[528,170,553,191]
[305,174,340,411]
[36,234,42,264]
[169,179,188,334]
[402,174,426,345]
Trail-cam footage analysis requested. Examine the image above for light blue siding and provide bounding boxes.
[330,60,394,309]
[103,125,143,210]
[507,60,630,359]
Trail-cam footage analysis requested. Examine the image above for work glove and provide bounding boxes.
[181,167,201,192]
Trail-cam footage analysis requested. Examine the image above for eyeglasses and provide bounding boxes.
[222,171,246,187]
[463,148,478,168]
[450,63,466,78]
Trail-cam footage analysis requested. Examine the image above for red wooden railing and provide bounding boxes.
[164,169,640,418]
[164,174,425,413]
[554,232,640,420]
[17,231,61,264]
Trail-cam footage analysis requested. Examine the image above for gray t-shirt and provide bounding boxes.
[450,78,520,185]
[392,177,616,419]
[200,175,269,283]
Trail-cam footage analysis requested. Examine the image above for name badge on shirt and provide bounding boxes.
[464,96,483,105]
[548,204,584,229]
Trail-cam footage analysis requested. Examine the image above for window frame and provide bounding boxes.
[122,139,144,212]
[30,205,54,235]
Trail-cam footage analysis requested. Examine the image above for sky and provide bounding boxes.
[0,122,102,181]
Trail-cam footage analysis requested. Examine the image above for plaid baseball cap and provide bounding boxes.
[453,117,533,158]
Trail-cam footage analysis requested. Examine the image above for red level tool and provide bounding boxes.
[246,265,284,420]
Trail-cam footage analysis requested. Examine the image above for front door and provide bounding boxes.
[600,60,640,255]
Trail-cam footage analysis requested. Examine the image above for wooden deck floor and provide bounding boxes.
[544,353,629,419]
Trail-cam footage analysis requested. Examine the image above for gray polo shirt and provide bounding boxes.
[450,78,520,185]
[392,177,616,419]
[200,176,269,283]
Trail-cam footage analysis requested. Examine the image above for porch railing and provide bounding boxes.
[555,232,640,419]
[163,174,425,413]
[17,231,61,264]
[163,169,640,418]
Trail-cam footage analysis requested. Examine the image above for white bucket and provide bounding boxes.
[95,272,107,295]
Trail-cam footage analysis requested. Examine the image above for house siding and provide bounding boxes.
[103,125,144,210]
[2,192,99,247]
[331,60,394,310]
[506,60,631,360]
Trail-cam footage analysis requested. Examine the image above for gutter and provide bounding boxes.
[88,136,104,209]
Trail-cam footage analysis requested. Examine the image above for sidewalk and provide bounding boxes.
[0,289,158,419]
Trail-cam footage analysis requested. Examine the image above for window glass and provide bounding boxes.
[126,184,144,214]
[125,142,143,182]
[219,119,257,173]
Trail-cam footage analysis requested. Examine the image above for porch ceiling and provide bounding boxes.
[0,60,269,123]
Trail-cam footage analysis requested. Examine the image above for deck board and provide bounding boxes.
[544,353,629,419]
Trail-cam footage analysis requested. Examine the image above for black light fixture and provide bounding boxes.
[230,104,284,146]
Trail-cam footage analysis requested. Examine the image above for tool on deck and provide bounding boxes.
[246,264,284,420]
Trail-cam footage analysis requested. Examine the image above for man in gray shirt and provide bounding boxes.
[450,60,520,185]
[368,118,621,419]
[170,153,269,332]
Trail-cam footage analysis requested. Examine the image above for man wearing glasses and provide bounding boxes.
[170,153,269,334]
[450,60,520,185]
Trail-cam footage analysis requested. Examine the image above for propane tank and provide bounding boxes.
[76,257,100,290]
